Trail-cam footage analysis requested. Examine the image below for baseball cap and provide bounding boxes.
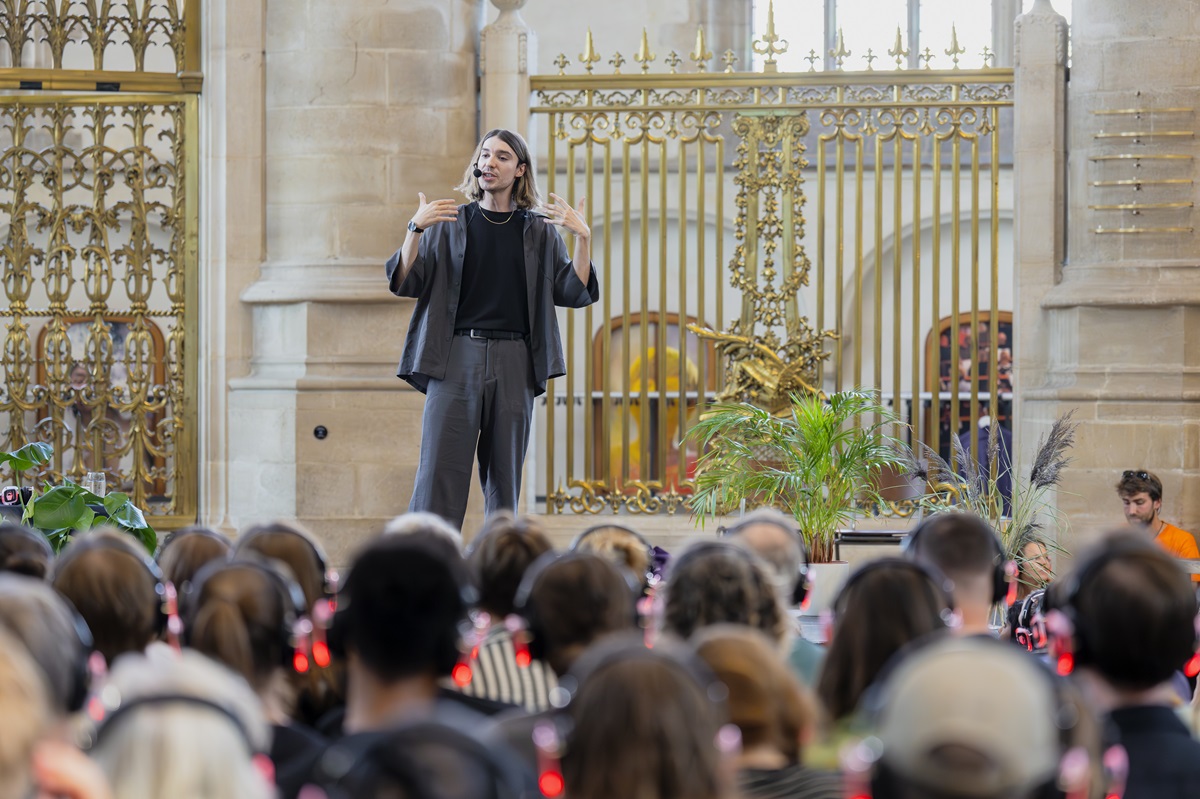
[863,636,1063,797]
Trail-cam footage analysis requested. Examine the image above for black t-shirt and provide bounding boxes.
[455,204,529,334]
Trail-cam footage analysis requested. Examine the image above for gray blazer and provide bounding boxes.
[386,203,599,396]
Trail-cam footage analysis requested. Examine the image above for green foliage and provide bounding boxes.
[2,445,156,554]
[688,389,909,563]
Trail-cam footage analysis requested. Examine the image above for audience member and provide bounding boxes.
[557,632,737,799]
[0,625,51,799]
[1047,531,1200,798]
[661,539,786,647]
[383,510,465,552]
[51,529,169,665]
[1015,536,1053,600]
[0,522,53,580]
[0,574,94,719]
[155,526,231,593]
[182,557,327,798]
[816,557,955,724]
[570,522,655,592]
[719,509,824,685]
[235,520,341,726]
[694,625,842,799]
[905,512,1009,635]
[847,635,1102,799]
[1115,469,1200,581]
[85,647,273,799]
[462,511,556,711]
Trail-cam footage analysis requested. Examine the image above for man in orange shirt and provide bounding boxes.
[1117,469,1200,581]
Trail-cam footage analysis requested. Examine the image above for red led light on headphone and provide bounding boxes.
[312,640,331,669]
[1185,653,1200,679]
[537,770,564,798]
[1056,651,1075,676]
[293,651,310,673]
[452,661,473,687]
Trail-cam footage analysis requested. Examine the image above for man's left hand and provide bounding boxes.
[540,193,590,240]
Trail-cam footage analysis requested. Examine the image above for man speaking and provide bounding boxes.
[386,129,598,530]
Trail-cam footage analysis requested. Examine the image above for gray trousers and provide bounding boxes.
[408,335,535,530]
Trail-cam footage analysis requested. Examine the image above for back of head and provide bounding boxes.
[817,558,953,722]
[51,530,161,665]
[0,625,49,799]
[183,559,298,694]
[314,720,524,799]
[384,511,465,553]
[236,521,327,609]
[859,636,1087,799]
[720,509,807,604]
[571,524,653,590]
[1057,531,1197,690]
[522,552,636,674]
[693,624,814,764]
[88,647,272,799]
[906,513,1003,609]
[563,633,731,799]
[468,512,553,617]
[0,574,91,716]
[0,523,53,580]
[333,535,470,681]
[156,526,231,592]
[663,539,785,645]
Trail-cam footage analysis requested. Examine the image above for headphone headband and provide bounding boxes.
[86,693,260,754]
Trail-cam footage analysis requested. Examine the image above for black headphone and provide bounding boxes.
[308,720,523,799]
[717,516,812,607]
[905,513,1012,605]
[235,524,338,600]
[55,595,97,714]
[831,557,957,622]
[510,550,642,664]
[54,535,182,646]
[1012,587,1049,654]
[1045,536,1200,679]
[182,557,314,673]
[84,693,263,755]
[0,522,54,578]
[849,636,1097,799]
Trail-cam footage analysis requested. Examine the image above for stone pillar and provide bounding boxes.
[227,0,481,560]
[1024,0,1200,548]
[481,0,535,136]
[1012,1,1069,544]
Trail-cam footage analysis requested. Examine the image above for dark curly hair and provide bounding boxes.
[661,539,785,646]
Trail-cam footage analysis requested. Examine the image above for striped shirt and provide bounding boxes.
[739,764,844,799]
[459,626,557,712]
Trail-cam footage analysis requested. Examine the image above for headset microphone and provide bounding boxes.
[473,166,483,178]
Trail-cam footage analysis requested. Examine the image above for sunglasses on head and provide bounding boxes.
[1123,470,1150,481]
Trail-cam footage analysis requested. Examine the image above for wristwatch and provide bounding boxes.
[407,220,424,233]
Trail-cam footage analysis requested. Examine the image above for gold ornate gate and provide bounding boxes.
[1,0,200,525]
[531,19,1014,515]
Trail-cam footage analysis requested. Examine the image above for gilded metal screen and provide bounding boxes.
[531,25,1014,515]
[1,0,200,525]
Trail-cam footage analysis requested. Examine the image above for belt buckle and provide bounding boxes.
[468,329,485,340]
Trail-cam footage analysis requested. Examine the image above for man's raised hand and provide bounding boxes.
[539,193,591,240]
[411,192,459,231]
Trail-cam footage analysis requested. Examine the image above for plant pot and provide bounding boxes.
[803,561,851,617]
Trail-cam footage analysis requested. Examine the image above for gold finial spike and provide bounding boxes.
[633,27,656,73]
[690,25,712,71]
[665,50,683,73]
[863,48,877,70]
[980,44,995,68]
[721,49,739,73]
[829,27,851,70]
[944,24,965,68]
[751,0,789,73]
[919,46,935,69]
[888,26,909,69]
[609,51,626,73]
[553,52,570,75]
[580,28,601,74]
[805,49,819,71]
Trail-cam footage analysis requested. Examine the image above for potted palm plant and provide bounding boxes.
[688,389,910,610]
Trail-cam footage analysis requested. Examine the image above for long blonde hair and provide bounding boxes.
[454,128,542,210]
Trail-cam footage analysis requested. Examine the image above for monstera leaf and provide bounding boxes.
[0,442,53,476]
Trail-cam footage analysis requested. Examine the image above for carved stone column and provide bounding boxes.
[225,0,481,557]
[482,0,536,135]
[1021,0,1200,548]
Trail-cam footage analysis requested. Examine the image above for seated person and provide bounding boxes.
[1115,469,1200,582]
[155,526,231,593]
[0,523,53,580]
[905,512,1010,636]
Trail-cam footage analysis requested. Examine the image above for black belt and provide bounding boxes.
[455,328,525,341]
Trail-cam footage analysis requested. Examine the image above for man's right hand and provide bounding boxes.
[411,193,459,231]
